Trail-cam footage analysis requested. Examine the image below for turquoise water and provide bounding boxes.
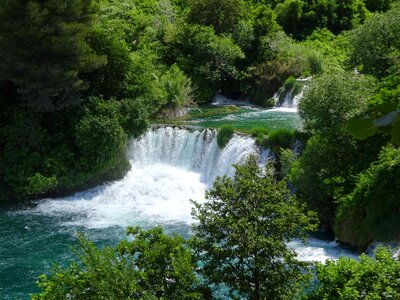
[191,107,302,131]
[0,201,192,299]
[0,204,122,299]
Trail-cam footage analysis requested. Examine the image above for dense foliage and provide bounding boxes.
[335,145,400,248]
[304,247,400,299]
[288,2,400,248]
[3,0,396,202]
[217,125,235,148]
[0,0,106,110]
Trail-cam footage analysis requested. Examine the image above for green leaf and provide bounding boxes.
[346,117,377,139]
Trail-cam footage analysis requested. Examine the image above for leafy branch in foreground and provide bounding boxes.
[304,246,400,299]
[191,156,318,300]
[33,227,201,300]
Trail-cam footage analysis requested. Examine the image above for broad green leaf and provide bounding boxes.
[346,117,377,139]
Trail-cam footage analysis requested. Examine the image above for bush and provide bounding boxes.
[264,97,276,108]
[217,125,235,148]
[33,227,201,300]
[284,76,297,91]
[25,173,58,196]
[304,247,400,299]
[263,129,295,150]
[153,64,194,117]
[250,126,268,145]
[118,98,149,138]
[280,148,297,178]
[335,145,400,249]
[75,114,127,168]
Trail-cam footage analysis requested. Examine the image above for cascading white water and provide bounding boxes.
[30,127,259,228]
[128,126,259,186]
[275,77,311,109]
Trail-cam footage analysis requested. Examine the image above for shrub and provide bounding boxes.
[263,128,295,150]
[264,97,276,108]
[335,145,400,249]
[217,125,235,148]
[33,227,201,300]
[119,98,149,138]
[284,76,297,91]
[250,126,268,145]
[26,173,58,196]
[304,247,400,299]
[75,114,127,168]
[280,148,297,178]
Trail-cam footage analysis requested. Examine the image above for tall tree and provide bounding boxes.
[187,0,247,34]
[0,0,106,111]
[191,157,318,300]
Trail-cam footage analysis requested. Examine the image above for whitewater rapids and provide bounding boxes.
[25,126,356,262]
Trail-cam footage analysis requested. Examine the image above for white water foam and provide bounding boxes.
[26,127,258,229]
[31,164,207,228]
[129,127,258,186]
[289,238,358,262]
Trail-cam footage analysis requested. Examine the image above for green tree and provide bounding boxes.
[335,145,400,249]
[0,0,106,110]
[304,246,400,299]
[191,156,318,300]
[173,24,245,101]
[275,0,304,35]
[33,226,201,300]
[350,3,400,78]
[292,72,381,229]
[364,0,394,12]
[187,0,247,34]
[299,72,376,134]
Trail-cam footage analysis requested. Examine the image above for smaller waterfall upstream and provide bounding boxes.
[275,77,311,109]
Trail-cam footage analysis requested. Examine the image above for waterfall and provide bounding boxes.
[30,127,260,228]
[17,125,357,264]
[275,77,311,109]
[128,126,259,186]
